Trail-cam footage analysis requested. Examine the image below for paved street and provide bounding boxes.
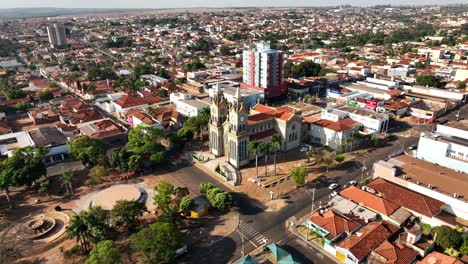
[170,103,468,263]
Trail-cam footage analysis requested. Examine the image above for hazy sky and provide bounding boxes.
[3,0,467,9]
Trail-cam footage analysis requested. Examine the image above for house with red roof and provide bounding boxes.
[367,240,418,264]
[303,116,360,151]
[307,209,363,256]
[340,186,412,227]
[366,178,444,226]
[335,221,400,264]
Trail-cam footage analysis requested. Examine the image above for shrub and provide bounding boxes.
[334,154,345,163]
[199,182,216,193]
[421,223,432,235]
[431,226,463,250]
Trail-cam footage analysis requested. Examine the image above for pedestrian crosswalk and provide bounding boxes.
[238,220,269,247]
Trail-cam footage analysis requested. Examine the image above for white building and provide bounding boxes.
[242,41,285,98]
[169,92,210,117]
[416,121,468,173]
[334,105,389,134]
[47,23,67,48]
[208,86,264,109]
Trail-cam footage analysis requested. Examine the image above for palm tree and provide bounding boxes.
[67,213,90,252]
[260,142,272,177]
[247,140,261,179]
[61,171,73,195]
[305,150,314,163]
[270,134,282,175]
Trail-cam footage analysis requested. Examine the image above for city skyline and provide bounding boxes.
[2,0,467,9]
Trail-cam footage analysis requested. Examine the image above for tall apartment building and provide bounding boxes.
[47,23,67,47]
[241,41,286,98]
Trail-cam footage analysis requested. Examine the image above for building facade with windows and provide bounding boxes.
[209,86,301,169]
[416,121,468,173]
[241,41,286,98]
[47,23,67,48]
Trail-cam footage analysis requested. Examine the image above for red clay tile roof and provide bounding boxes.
[126,109,157,125]
[338,221,399,261]
[247,113,274,125]
[340,186,401,216]
[372,241,418,264]
[419,252,463,264]
[309,210,361,238]
[114,95,148,108]
[249,129,277,141]
[82,119,125,138]
[311,119,356,132]
[367,178,443,218]
[251,104,295,122]
[0,121,12,134]
[69,110,103,125]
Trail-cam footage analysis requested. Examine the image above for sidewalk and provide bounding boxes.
[288,217,342,264]
[184,210,240,248]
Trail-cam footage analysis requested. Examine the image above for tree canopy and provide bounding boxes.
[85,240,122,264]
[0,146,47,207]
[68,136,105,165]
[126,125,166,163]
[416,75,444,88]
[290,165,307,186]
[131,221,181,264]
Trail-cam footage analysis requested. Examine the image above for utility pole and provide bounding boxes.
[238,229,245,257]
[361,160,367,184]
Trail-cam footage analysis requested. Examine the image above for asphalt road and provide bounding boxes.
[171,103,468,264]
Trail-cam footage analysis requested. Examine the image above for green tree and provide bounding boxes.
[179,196,193,214]
[305,150,314,163]
[416,75,443,88]
[206,187,232,210]
[153,180,175,210]
[68,136,105,165]
[260,142,272,177]
[15,101,28,111]
[431,226,463,250]
[199,182,217,193]
[270,134,282,175]
[126,125,166,163]
[315,148,334,172]
[61,171,74,194]
[335,154,345,163]
[290,165,307,186]
[67,213,91,253]
[457,82,466,89]
[460,235,468,255]
[0,146,47,207]
[39,180,50,194]
[219,45,232,56]
[111,200,147,231]
[247,140,261,179]
[85,240,122,264]
[38,89,54,101]
[130,222,181,264]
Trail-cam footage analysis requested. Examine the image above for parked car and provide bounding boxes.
[330,191,338,197]
[348,180,357,186]
[408,144,417,150]
[328,183,339,190]
[300,147,308,152]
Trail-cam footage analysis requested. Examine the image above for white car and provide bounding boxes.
[348,181,357,186]
[330,191,338,197]
[328,183,339,190]
[300,147,308,152]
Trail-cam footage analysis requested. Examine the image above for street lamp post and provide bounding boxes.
[361,160,367,184]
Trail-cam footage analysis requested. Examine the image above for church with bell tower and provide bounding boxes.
[209,85,303,169]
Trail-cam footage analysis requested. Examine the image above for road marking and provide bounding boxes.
[238,220,270,248]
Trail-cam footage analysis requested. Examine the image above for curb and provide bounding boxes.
[288,226,342,264]
[193,162,237,193]
[205,210,241,247]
